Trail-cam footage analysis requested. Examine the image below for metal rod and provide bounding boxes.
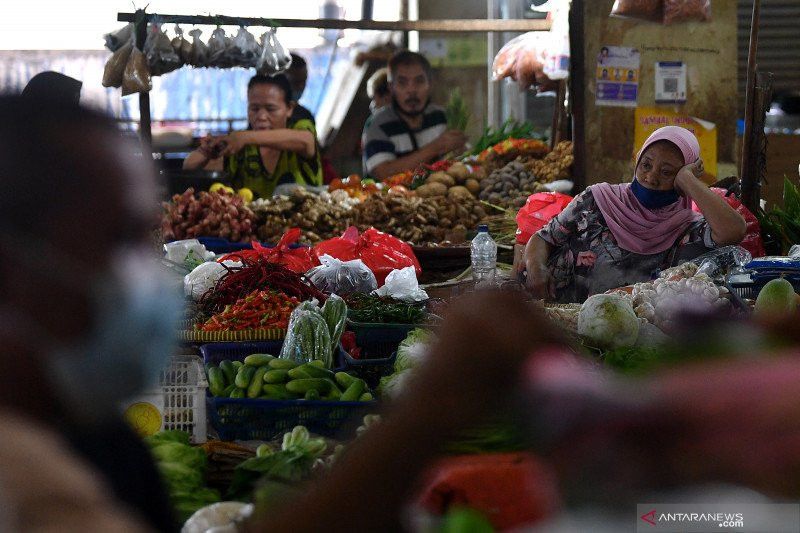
[134,9,152,148]
[116,12,551,32]
[740,0,761,213]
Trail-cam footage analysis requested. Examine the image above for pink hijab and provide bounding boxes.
[592,126,703,255]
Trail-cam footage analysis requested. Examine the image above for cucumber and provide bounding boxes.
[359,392,374,402]
[341,379,366,402]
[309,359,325,368]
[269,358,299,370]
[230,388,246,398]
[207,366,226,396]
[305,389,321,401]
[222,384,235,397]
[262,384,293,400]
[235,365,256,389]
[244,353,275,367]
[289,363,334,380]
[286,378,332,395]
[334,371,357,389]
[248,367,269,398]
[264,369,289,384]
[219,360,236,386]
[256,444,273,457]
[232,361,243,371]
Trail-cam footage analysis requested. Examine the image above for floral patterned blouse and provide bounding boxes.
[536,186,716,303]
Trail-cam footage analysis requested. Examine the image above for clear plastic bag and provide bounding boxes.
[610,0,664,23]
[102,38,132,88]
[372,267,429,302]
[789,245,800,259]
[279,307,333,368]
[257,28,292,74]
[145,23,182,76]
[691,245,752,279]
[230,26,260,68]
[188,29,209,67]
[321,294,347,352]
[306,255,378,295]
[492,32,552,91]
[122,46,152,96]
[207,27,233,68]
[663,0,712,25]
[542,1,570,80]
[171,25,193,63]
[104,23,134,52]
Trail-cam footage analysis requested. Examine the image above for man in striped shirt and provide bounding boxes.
[362,51,467,179]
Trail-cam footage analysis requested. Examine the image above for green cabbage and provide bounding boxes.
[150,441,206,471]
[394,328,432,372]
[577,294,640,350]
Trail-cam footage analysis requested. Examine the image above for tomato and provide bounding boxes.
[329,178,344,191]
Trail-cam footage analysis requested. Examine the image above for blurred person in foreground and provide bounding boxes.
[362,51,467,179]
[21,71,82,106]
[0,96,179,531]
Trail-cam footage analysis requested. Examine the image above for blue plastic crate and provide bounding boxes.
[200,341,374,441]
[336,321,419,388]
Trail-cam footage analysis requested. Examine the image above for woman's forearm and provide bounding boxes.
[183,149,209,170]
[524,235,552,272]
[679,177,746,246]
[242,129,315,159]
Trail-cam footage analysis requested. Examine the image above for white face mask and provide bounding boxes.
[0,237,182,422]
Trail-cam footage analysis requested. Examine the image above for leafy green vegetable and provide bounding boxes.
[395,328,431,372]
[466,118,544,156]
[345,293,427,324]
[444,421,529,455]
[440,507,496,533]
[757,177,800,254]
[145,430,191,446]
[157,461,204,492]
[150,442,207,471]
[446,88,470,132]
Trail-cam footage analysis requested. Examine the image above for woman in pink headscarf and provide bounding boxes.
[520,126,746,303]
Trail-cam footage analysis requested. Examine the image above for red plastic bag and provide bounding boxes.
[515,192,573,245]
[219,228,318,273]
[313,227,421,286]
[417,453,560,531]
[692,188,765,258]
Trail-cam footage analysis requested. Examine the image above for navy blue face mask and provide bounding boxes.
[631,178,680,209]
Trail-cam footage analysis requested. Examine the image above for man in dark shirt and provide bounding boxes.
[286,53,315,125]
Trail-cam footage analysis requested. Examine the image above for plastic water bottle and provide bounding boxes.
[471,225,497,286]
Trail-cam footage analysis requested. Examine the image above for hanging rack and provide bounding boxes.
[117,10,552,152]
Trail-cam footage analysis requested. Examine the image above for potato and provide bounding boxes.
[446,162,470,183]
[464,178,480,195]
[427,172,455,188]
[415,182,448,197]
[448,185,473,201]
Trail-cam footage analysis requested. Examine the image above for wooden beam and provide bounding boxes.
[568,0,586,192]
[117,12,551,33]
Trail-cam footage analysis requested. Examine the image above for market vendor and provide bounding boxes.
[521,126,747,303]
[362,51,467,179]
[183,73,322,198]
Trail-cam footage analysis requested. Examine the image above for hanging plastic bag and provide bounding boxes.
[373,267,429,303]
[145,23,182,76]
[542,2,571,81]
[230,26,260,68]
[306,254,378,295]
[663,0,712,25]
[171,25,193,63]
[207,27,232,68]
[104,23,134,52]
[313,227,421,287]
[257,28,292,75]
[188,28,209,67]
[102,37,133,88]
[515,192,573,245]
[492,34,528,81]
[122,44,152,96]
[610,0,664,23]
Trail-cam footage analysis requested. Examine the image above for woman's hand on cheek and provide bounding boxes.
[674,159,704,195]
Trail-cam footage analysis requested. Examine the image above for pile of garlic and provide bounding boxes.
[614,262,732,333]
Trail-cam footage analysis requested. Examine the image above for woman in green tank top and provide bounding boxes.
[183,74,322,198]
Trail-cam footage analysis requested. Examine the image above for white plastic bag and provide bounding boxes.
[181,502,252,533]
[207,27,232,68]
[104,23,134,52]
[372,267,429,302]
[542,1,570,80]
[256,28,292,74]
[188,28,209,67]
[145,23,182,76]
[164,239,216,265]
[183,260,242,301]
[230,26,260,68]
[307,255,378,295]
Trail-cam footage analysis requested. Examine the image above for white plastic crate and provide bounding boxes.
[123,355,208,443]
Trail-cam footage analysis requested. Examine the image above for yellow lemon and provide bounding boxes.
[223,186,235,195]
[237,188,254,202]
[209,182,226,193]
